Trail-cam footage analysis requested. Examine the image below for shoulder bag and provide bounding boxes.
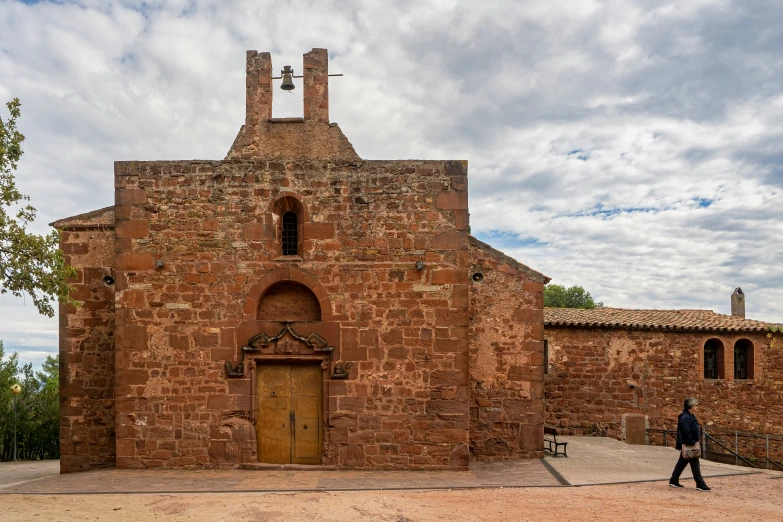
[681,442,701,460]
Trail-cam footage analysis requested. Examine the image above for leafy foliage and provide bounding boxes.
[1,98,76,317]
[544,284,604,309]
[0,341,60,461]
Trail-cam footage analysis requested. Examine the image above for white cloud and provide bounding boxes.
[0,0,781,368]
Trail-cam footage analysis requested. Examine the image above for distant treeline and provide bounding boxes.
[0,341,59,461]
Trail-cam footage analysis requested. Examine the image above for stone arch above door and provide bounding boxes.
[257,281,321,321]
[243,268,333,321]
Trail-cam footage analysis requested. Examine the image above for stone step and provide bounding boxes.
[241,463,337,471]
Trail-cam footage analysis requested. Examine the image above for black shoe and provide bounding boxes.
[696,485,711,492]
[668,482,684,488]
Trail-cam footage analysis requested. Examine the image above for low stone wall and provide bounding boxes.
[544,327,783,442]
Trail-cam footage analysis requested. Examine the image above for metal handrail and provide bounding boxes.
[703,430,783,441]
[646,428,676,447]
[704,433,757,468]
[646,428,783,471]
[766,458,783,472]
[706,431,783,471]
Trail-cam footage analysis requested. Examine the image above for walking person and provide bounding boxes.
[669,397,711,491]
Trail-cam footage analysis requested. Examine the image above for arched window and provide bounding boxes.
[703,338,724,380]
[282,212,298,256]
[734,339,754,380]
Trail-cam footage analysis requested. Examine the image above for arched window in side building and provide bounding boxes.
[703,338,724,380]
[282,212,298,256]
[733,339,754,380]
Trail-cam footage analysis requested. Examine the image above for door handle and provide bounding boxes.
[303,425,307,430]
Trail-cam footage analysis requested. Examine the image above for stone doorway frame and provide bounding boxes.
[230,268,344,466]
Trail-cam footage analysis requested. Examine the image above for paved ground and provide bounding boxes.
[0,437,763,494]
[1,474,782,521]
[2,438,781,521]
[0,459,560,493]
[0,459,59,489]
[548,436,761,485]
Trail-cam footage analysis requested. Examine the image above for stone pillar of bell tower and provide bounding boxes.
[303,48,329,123]
[245,51,273,125]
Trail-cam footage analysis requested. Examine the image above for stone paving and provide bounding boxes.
[0,459,558,494]
[0,460,59,489]
[0,437,766,495]
[547,436,762,486]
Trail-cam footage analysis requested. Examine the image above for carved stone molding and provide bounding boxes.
[242,322,335,354]
[225,361,244,377]
[225,322,344,378]
[331,362,352,379]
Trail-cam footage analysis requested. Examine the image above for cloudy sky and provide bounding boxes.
[1,0,782,368]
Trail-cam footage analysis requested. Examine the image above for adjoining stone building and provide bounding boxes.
[544,295,783,444]
[53,48,550,473]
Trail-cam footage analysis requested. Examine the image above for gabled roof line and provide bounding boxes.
[469,235,550,284]
[50,206,115,230]
[544,307,779,333]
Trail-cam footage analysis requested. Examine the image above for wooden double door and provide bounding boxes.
[256,363,322,465]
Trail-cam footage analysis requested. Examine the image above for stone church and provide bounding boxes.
[53,48,549,473]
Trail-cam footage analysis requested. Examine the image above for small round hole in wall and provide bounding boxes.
[472,272,484,283]
[102,276,114,287]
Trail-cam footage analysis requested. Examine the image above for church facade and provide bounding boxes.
[54,48,549,473]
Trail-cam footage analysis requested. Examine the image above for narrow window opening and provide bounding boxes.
[703,338,724,379]
[734,339,754,380]
[544,340,549,375]
[282,212,298,256]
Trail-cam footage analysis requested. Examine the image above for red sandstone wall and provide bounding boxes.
[57,214,116,473]
[225,49,359,161]
[545,328,783,441]
[113,158,471,469]
[468,238,547,460]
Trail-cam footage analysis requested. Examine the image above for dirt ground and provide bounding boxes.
[2,473,781,522]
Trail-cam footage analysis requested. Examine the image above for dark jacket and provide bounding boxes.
[675,410,701,450]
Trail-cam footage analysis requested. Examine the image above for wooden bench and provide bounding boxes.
[544,425,568,457]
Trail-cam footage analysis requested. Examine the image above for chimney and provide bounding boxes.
[731,287,745,318]
[245,50,273,125]
[303,48,329,123]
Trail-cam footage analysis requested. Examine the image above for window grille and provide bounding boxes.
[735,346,748,379]
[734,339,753,380]
[282,212,298,255]
[704,341,720,379]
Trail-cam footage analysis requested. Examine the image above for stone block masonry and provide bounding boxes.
[112,158,475,469]
[545,327,783,446]
[55,47,550,472]
[51,208,116,473]
[468,237,549,460]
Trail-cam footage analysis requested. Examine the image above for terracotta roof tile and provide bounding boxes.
[544,307,778,332]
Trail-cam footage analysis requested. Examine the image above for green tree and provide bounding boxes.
[1,98,76,317]
[544,284,604,309]
[0,343,60,461]
[0,341,17,460]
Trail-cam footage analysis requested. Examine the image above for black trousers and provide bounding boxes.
[670,455,708,487]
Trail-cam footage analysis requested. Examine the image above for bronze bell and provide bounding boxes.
[280,65,295,91]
